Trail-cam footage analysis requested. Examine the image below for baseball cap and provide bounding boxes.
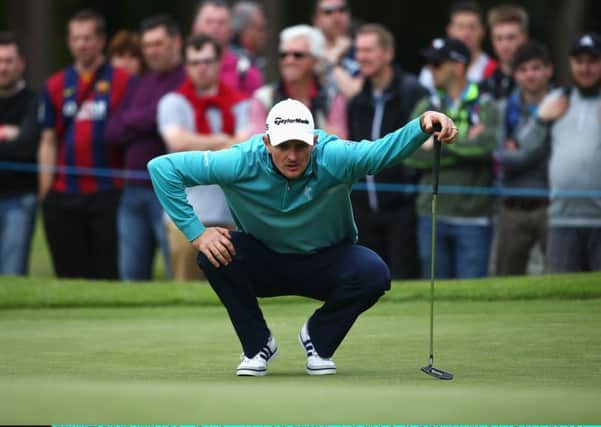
[420,37,471,65]
[265,99,315,146]
[569,32,601,57]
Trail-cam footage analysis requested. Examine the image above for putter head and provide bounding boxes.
[421,364,453,380]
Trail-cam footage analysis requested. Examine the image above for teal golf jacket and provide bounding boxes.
[147,118,430,254]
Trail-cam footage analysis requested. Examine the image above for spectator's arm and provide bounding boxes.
[501,115,550,172]
[104,79,140,145]
[37,83,58,200]
[332,66,363,100]
[120,103,159,134]
[444,97,499,160]
[0,95,40,160]
[162,127,235,152]
[37,129,57,200]
[232,99,253,142]
[325,94,348,139]
[107,78,160,137]
[245,90,269,135]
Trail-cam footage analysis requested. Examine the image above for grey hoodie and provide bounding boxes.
[496,92,549,191]
[520,87,601,226]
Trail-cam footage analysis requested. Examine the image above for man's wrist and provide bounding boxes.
[536,115,551,126]
[419,114,427,132]
[323,59,339,75]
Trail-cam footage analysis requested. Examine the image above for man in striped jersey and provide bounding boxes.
[38,10,134,279]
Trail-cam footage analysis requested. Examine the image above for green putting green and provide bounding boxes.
[1,275,600,424]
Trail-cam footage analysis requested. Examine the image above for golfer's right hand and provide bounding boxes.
[192,227,236,268]
[420,111,458,143]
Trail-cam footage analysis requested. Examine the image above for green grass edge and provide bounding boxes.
[0,272,600,309]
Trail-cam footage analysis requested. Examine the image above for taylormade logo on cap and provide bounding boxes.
[273,117,311,126]
[266,99,315,146]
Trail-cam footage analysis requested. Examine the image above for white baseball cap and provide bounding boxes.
[265,98,315,146]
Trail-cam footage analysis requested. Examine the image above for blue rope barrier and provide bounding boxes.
[0,161,149,180]
[351,182,601,199]
[2,161,601,199]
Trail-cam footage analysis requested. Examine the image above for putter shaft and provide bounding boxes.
[421,130,453,380]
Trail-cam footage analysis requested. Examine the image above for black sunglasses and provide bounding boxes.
[279,51,309,60]
[320,4,349,15]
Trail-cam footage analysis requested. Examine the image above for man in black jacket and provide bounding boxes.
[348,24,429,279]
[0,33,40,275]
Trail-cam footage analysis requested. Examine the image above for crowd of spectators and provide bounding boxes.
[0,0,599,280]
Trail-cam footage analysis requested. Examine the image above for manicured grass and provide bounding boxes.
[1,275,600,424]
[1,272,600,309]
[29,213,53,277]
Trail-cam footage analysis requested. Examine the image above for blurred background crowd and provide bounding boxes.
[0,0,600,281]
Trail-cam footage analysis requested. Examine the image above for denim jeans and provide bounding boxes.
[418,215,492,279]
[0,193,37,275]
[118,186,171,280]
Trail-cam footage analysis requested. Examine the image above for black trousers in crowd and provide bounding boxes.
[197,232,391,358]
[546,226,601,273]
[494,202,548,276]
[354,204,420,279]
[42,190,121,279]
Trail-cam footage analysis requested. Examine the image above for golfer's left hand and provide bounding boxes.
[192,227,236,268]
[420,111,458,143]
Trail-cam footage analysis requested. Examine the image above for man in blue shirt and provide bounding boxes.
[148,98,457,376]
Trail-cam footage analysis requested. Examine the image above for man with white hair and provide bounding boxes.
[247,24,347,138]
[148,98,458,376]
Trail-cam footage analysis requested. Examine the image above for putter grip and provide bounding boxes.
[431,123,442,195]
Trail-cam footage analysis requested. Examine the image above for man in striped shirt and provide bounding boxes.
[38,10,134,279]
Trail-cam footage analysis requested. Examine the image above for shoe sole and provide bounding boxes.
[236,349,278,377]
[305,366,336,375]
[298,331,336,375]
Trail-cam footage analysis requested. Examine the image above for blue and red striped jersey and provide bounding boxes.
[39,62,132,194]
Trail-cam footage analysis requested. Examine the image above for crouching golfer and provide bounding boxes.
[148,99,457,376]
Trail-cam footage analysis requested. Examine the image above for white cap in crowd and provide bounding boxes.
[265,99,315,146]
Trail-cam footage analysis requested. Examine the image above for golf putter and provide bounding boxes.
[421,122,453,381]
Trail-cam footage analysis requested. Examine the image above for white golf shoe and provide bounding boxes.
[236,335,278,376]
[299,321,336,375]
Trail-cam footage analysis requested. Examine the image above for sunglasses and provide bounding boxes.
[186,58,218,66]
[279,51,309,60]
[320,4,349,15]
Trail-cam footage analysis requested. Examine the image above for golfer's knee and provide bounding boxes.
[358,251,391,296]
[196,251,212,270]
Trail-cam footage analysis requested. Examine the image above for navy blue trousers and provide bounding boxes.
[197,232,391,358]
